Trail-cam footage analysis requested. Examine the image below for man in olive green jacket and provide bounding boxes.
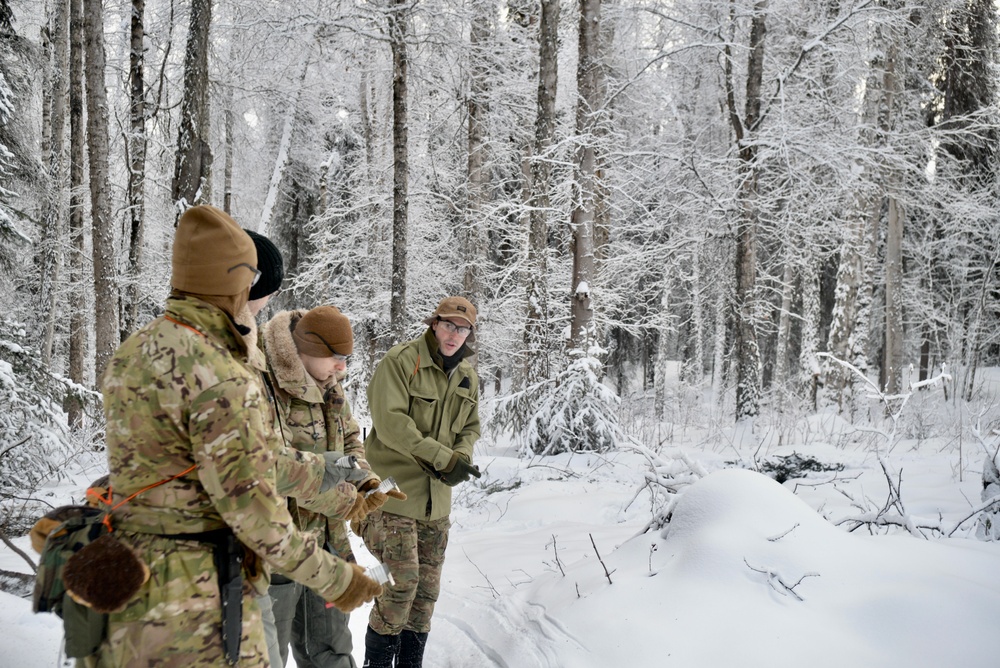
[96,206,382,667]
[361,297,483,668]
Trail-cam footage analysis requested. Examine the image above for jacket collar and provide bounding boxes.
[165,295,250,358]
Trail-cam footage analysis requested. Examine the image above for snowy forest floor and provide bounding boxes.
[2,372,1000,667]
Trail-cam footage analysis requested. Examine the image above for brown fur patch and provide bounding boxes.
[63,535,149,613]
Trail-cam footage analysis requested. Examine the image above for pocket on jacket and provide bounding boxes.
[410,396,437,434]
[451,396,475,434]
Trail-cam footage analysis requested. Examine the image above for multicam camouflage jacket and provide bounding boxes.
[261,309,371,560]
[101,296,356,603]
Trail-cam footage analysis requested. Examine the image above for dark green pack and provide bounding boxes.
[32,505,109,658]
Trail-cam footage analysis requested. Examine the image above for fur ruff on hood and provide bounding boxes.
[262,309,325,402]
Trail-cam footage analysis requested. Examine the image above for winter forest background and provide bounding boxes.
[3,0,1000,600]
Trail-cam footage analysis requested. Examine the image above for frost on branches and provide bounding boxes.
[0,319,92,531]
[496,350,624,456]
[976,453,1000,541]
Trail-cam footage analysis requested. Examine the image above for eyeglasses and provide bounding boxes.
[331,353,349,363]
[228,262,262,287]
[437,319,472,336]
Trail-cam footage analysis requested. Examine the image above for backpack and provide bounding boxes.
[32,505,110,658]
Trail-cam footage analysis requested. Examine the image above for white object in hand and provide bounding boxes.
[365,562,395,586]
[365,476,398,498]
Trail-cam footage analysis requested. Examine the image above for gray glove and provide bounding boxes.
[320,451,371,492]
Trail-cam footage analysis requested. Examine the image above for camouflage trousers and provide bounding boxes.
[360,510,451,635]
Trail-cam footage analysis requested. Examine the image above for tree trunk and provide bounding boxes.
[464,0,491,303]
[172,0,212,213]
[260,52,311,234]
[884,195,904,394]
[84,0,119,378]
[523,0,559,384]
[568,0,602,353]
[223,92,234,214]
[41,0,70,368]
[122,0,146,341]
[67,0,86,424]
[727,0,767,421]
[773,257,794,390]
[388,0,410,340]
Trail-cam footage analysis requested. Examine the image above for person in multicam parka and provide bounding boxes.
[93,205,382,667]
[260,305,404,668]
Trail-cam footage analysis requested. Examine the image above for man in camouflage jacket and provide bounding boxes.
[96,206,381,666]
[261,305,398,668]
[360,297,483,668]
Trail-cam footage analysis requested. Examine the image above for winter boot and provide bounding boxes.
[362,625,399,668]
[396,629,429,668]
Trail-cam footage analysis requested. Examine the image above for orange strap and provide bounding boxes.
[96,464,198,533]
[164,315,206,338]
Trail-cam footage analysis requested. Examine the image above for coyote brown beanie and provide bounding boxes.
[293,305,354,357]
[171,205,257,296]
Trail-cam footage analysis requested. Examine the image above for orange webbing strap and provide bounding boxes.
[164,315,206,338]
[95,464,198,533]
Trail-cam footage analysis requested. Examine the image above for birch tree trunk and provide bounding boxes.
[388,0,410,340]
[523,0,559,384]
[259,52,310,234]
[122,0,146,341]
[884,195,904,394]
[568,0,602,352]
[67,0,86,424]
[172,0,212,213]
[84,0,119,377]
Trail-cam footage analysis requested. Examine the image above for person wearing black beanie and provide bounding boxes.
[246,229,285,315]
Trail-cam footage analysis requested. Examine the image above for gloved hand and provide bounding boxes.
[330,563,383,612]
[439,452,481,487]
[320,451,370,492]
[347,481,409,521]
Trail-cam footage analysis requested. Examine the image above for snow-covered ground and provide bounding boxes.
[3,395,1000,667]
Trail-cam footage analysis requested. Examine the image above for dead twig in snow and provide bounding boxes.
[744,559,819,601]
[589,533,615,585]
[462,547,499,599]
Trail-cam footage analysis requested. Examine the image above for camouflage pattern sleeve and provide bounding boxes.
[188,376,353,602]
[274,446,358,519]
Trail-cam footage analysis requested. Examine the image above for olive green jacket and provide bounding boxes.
[262,309,368,559]
[365,329,480,521]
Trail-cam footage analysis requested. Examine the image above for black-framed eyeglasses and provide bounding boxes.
[228,262,262,287]
[437,318,472,336]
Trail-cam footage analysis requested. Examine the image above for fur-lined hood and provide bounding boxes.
[261,309,325,403]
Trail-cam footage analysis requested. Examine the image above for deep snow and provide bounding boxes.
[2,407,999,668]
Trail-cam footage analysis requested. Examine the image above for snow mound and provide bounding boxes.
[524,469,1000,668]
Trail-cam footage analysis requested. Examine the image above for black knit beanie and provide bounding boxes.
[245,230,284,300]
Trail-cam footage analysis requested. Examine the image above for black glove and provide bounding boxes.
[439,453,481,487]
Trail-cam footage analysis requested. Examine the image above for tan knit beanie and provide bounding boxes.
[293,306,354,357]
[171,205,258,296]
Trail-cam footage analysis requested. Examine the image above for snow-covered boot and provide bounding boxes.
[362,625,399,668]
[396,629,428,668]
